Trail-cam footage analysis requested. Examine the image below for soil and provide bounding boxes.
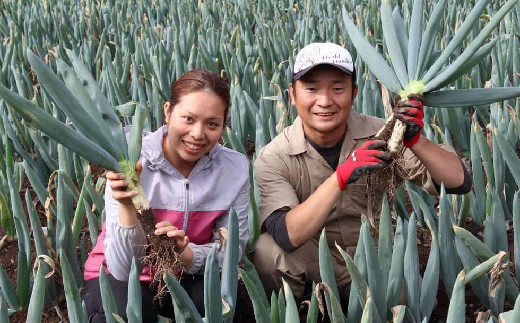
[0,163,69,322]
[424,217,515,323]
[1,213,514,323]
[0,164,516,322]
[140,208,183,298]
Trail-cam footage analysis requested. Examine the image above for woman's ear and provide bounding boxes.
[163,102,171,124]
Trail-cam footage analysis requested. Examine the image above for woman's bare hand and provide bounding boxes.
[155,220,190,254]
[106,161,143,205]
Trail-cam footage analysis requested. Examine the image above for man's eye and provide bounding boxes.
[208,122,219,127]
[306,87,316,92]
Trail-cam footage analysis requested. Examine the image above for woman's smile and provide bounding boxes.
[162,90,226,177]
[183,140,206,151]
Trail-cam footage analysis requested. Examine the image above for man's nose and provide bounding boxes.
[316,91,333,107]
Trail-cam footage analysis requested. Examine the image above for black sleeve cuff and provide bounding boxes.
[264,210,297,252]
[433,159,473,195]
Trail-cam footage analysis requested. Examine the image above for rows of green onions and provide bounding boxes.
[0,0,519,321]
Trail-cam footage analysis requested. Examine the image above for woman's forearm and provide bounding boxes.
[180,246,193,267]
[118,203,139,227]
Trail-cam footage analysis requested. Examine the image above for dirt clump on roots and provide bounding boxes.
[139,208,183,300]
[373,93,424,146]
[363,93,425,226]
[371,94,425,199]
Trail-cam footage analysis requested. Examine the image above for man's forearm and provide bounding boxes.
[409,136,464,188]
[285,174,341,247]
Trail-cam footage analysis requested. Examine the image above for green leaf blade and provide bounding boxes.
[27,263,46,323]
[0,84,122,171]
[424,87,520,108]
[341,7,402,93]
[407,0,424,82]
[164,272,204,323]
[65,48,128,158]
[380,0,408,88]
[203,245,222,323]
[27,51,123,160]
[421,0,490,84]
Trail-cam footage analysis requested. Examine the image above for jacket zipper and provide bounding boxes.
[182,178,190,232]
[180,156,209,233]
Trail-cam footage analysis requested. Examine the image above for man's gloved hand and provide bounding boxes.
[336,140,392,190]
[394,94,424,147]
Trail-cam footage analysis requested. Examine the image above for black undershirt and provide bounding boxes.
[264,139,473,252]
[305,133,345,170]
[264,137,344,252]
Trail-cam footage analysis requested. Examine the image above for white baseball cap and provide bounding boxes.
[293,42,355,80]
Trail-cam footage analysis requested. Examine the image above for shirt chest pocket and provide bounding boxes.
[337,175,371,217]
[292,158,331,203]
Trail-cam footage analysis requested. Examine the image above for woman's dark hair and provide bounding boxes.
[168,69,231,123]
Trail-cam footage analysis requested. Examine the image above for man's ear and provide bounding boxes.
[289,82,296,106]
[352,84,359,99]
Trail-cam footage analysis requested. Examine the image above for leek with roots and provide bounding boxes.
[342,0,520,153]
[0,49,148,210]
[0,49,183,283]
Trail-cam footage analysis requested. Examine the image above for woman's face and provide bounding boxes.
[162,90,226,176]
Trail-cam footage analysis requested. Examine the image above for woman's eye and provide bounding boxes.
[183,116,193,122]
[208,122,219,128]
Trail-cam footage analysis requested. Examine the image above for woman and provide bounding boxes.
[82,69,250,322]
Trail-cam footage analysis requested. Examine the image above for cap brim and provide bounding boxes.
[293,63,353,80]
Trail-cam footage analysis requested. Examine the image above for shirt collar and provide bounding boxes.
[346,110,382,139]
[287,117,308,155]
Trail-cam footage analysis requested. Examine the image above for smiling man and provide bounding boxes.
[251,43,472,307]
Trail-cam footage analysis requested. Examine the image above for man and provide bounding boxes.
[252,42,472,304]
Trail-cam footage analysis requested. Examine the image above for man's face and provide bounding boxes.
[290,65,358,146]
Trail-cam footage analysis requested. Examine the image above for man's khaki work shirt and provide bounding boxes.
[254,110,438,254]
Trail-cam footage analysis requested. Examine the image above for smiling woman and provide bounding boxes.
[162,90,227,177]
[81,69,250,323]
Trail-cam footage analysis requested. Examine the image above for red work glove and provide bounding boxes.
[394,95,424,147]
[336,140,391,190]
